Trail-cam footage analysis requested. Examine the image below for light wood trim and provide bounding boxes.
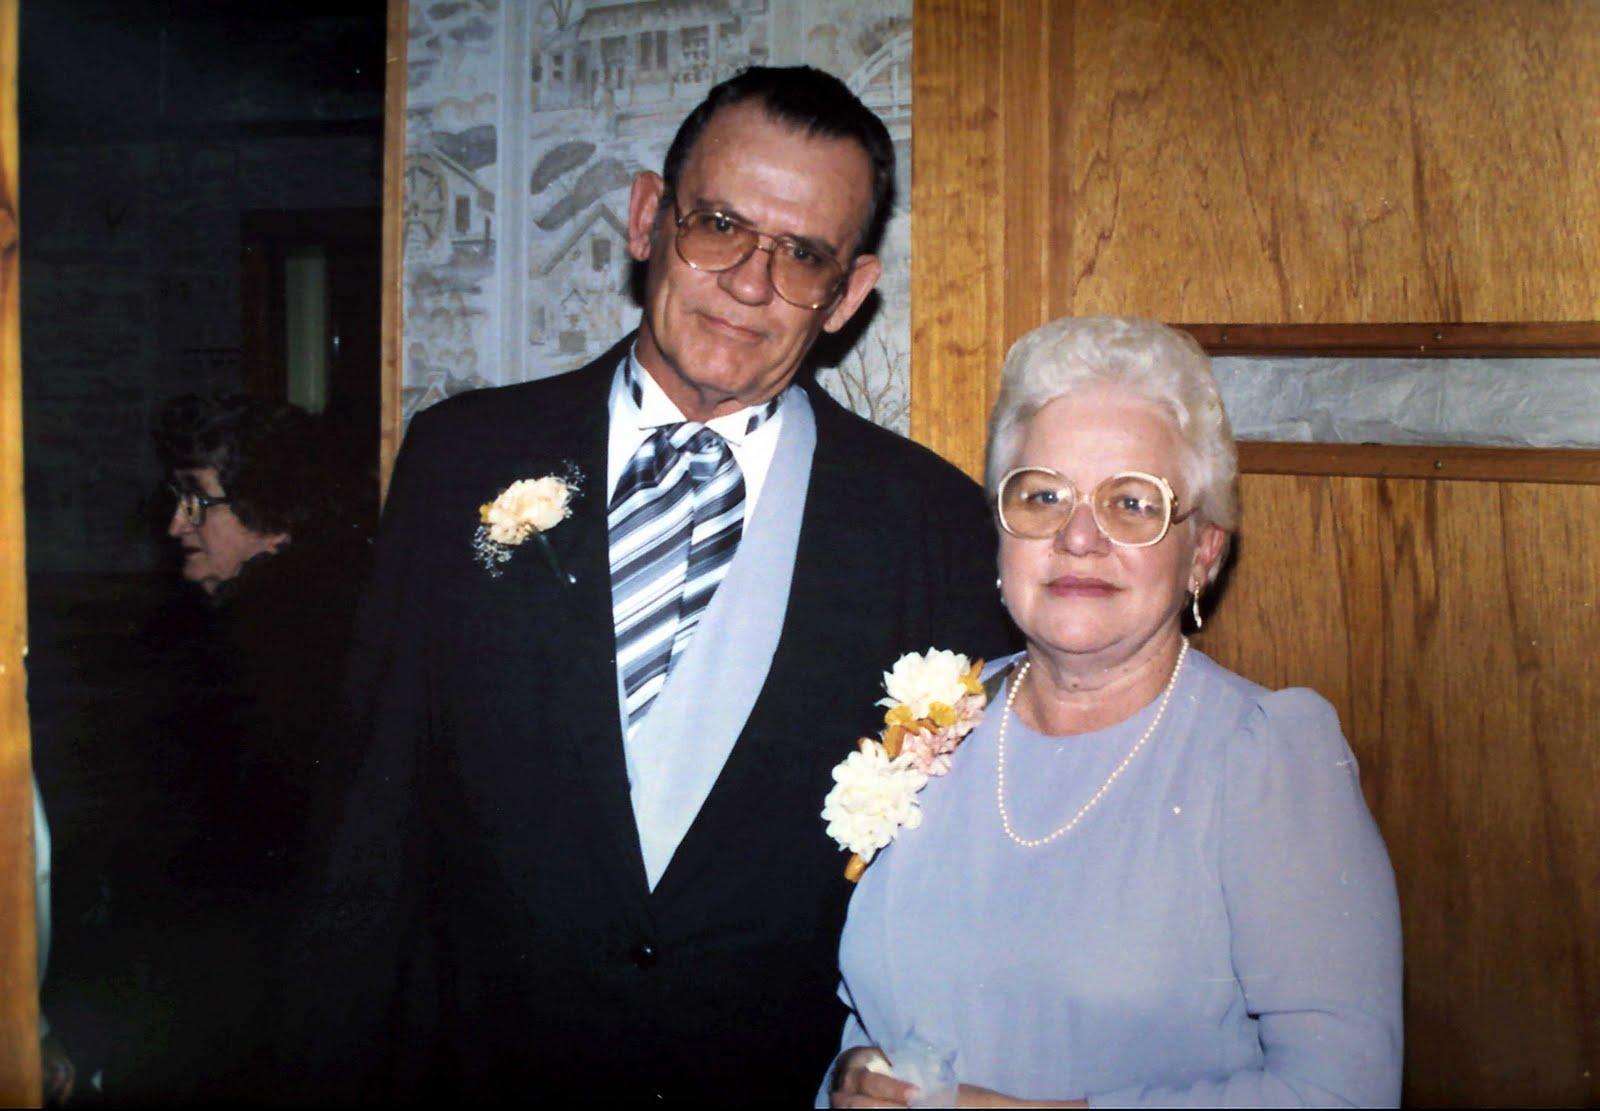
[0,0,41,1100]
[1000,0,1062,363]
[378,0,408,503]
[1240,442,1600,485]
[912,0,1071,480]
[911,0,1006,480]
[1180,321,1600,357]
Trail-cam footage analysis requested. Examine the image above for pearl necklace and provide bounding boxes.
[996,638,1190,848]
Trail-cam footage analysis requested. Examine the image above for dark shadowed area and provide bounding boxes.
[22,1,385,1100]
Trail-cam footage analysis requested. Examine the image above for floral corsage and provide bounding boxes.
[472,469,579,582]
[822,649,987,882]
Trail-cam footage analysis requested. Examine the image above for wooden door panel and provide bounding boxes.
[1197,474,1600,1105]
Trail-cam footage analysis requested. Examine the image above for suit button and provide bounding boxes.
[631,942,658,969]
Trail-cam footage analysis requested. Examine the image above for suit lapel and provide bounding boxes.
[649,386,872,908]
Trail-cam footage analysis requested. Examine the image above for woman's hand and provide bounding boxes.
[40,1034,75,1106]
[830,1047,1090,1108]
[830,1045,917,1108]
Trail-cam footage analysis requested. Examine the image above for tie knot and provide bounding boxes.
[681,426,730,485]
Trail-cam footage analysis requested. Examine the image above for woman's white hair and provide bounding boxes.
[985,316,1239,583]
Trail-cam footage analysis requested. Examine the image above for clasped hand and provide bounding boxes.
[829,1045,1085,1108]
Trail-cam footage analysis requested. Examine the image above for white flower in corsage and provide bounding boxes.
[823,648,987,882]
[472,471,579,582]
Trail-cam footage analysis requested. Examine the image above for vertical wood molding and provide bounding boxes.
[912,0,1072,480]
[910,0,1004,480]
[0,0,41,1099]
[379,0,409,503]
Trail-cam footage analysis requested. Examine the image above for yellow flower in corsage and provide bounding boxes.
[472,472,578,582]
[822,649,986,882]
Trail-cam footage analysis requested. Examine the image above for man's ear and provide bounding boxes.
[627,172,667,263]
[821,253,881,335]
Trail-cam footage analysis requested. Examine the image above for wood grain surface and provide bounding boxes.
[911,0,1011,479]
[1068,0,1600,323]
[378,0,408,503]
[1195,474,1600,1106]
[913,0,1600,479]
[0,0,42,1100]
[913,3,1600,1103]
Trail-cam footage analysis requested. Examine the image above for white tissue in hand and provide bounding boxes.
[884,1029,959,1108]
[864,1054,896,1077]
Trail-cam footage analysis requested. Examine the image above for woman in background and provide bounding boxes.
[45,395,372,1102]
[829,317,1402,1108]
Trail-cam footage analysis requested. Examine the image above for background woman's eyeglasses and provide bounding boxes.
[671,202,847,310]
[166,483,230,527]
[996,467,1195,548]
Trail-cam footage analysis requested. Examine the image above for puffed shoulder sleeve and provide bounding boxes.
[1095,691,1403,1108]
[1216,690,1403,1107]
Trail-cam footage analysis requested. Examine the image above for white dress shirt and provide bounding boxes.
[605,347,788,516]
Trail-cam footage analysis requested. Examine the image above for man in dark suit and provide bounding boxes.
[303,67,1011,1103]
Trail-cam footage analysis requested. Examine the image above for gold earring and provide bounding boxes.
[1190,582,1203,630]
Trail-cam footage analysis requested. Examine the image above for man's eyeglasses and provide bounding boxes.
[167,483,231,527]
[996,467,1196,548]
[670,202,848,310]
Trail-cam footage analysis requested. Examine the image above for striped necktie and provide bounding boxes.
[609,423,746,733]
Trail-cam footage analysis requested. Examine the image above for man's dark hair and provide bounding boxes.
[661,65,896,255]
[154,394,338,540]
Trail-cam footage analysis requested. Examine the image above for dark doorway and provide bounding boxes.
[21,2,388,1099]
[241,206,383,521]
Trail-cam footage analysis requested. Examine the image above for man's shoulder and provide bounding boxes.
[805,380,983,497]
[407,342,625,445]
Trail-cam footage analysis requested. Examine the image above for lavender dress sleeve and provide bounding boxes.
[1091,691,1403,1108]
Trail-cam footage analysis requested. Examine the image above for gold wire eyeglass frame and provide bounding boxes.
[669,201,848,310]
[995,466,1196,548]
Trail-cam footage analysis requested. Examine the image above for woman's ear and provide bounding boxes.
[1191,523,1228,587]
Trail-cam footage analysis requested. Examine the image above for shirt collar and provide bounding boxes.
[623,348,783,446]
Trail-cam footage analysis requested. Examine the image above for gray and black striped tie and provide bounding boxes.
[609,423,745,733]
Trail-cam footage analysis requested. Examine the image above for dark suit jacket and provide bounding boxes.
[298,337,1012,1104]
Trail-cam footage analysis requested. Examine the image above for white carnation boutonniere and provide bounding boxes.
[823,648,988,882]
[472,469,580,582]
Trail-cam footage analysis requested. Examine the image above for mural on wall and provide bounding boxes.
[403,0,505,413]
[403,0,913,432]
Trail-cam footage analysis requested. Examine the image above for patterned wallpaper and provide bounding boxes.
[402,0,912,431]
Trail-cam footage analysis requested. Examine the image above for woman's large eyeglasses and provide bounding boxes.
[167,482,231,527]
[996,467,1196,548]
[670,201,848,310]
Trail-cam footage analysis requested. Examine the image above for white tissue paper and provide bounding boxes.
[1212,357,1600,448]
[875,1028,959,1108]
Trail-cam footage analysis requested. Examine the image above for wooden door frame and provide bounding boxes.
[0,0,43,1099]
[378,0,407,501]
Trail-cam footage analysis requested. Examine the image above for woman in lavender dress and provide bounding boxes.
[828,317,1402,1108]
